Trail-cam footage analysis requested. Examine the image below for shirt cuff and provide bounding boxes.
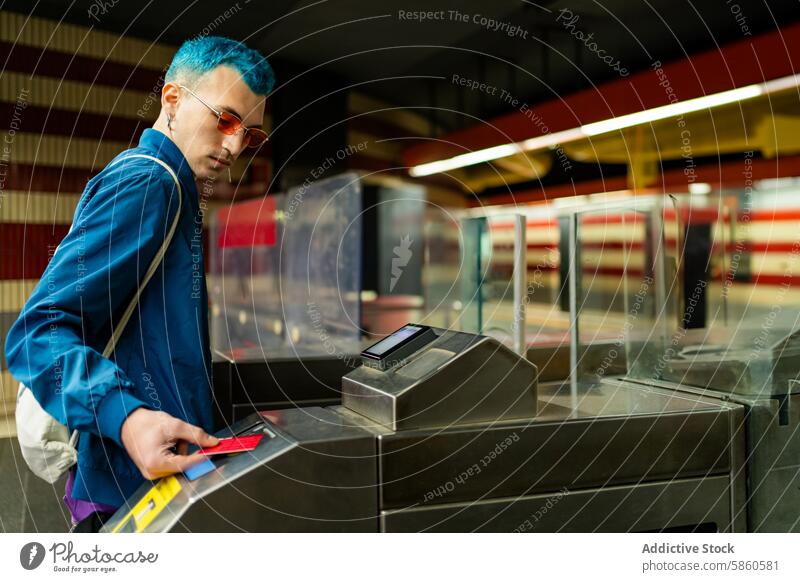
[96,390,149,447]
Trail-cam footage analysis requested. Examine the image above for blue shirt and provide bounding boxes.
[5,128,214,508]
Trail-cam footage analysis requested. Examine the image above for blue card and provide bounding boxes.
[184,457,216,481]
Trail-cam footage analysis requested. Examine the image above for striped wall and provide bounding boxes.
[0,11,443,413]
[0,13,185,410]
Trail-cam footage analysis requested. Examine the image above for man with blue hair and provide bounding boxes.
[5,36,275,532]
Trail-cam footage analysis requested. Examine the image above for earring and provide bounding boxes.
[167,114,174,130]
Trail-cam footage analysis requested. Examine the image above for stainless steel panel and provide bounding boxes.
[527,341,626,382]
[177,433,378,532]
[748,464,800,532]
[727,404,748,533]
[629,377,800,532]
[378,380,741,510]
[658,327,800,397]
[342,328,537,430]
[739,394,800,532]
[103,409,379,533]
[381,476,734,532]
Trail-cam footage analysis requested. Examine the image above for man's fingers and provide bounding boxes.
[170,419,219,448]
[165,452,210,474]
[145,452,208,479]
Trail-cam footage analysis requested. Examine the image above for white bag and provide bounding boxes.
[15,154,183,483]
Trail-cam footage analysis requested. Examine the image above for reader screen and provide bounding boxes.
[363,325,426,359]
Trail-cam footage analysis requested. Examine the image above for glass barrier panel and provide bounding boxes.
[210,194,285,356]
[422,207,464,330]
[282,172,362,357]
[457,214,523,348]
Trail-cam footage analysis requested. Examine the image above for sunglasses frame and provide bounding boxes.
[177,84,268,148]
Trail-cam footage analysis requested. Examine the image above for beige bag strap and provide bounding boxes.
[68,153,183,448]
[101,154,183,357]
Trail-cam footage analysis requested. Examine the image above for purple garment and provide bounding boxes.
[64,470,118,525]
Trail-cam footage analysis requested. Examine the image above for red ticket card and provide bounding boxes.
[198,435,263,456]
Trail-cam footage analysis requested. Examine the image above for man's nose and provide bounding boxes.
[222,131,247,158]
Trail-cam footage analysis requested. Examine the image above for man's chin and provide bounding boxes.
[195,166,224,181]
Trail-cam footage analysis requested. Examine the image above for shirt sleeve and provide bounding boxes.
[4,159,182,447]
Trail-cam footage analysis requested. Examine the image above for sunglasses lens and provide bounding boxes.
[246,129,268,148]
[217,111,241,135]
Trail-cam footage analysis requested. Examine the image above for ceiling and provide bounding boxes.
[7,0,800,135]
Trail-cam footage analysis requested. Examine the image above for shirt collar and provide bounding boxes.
[137,128,197,190]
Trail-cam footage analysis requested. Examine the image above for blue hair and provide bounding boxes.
[165,36,275,95]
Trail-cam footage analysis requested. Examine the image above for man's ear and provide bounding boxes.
[161,82,181,116]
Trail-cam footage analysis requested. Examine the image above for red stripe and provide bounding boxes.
[491,265,636,277]
[0,102,144,142]
[0,41,275,113]
[752,274,800,286]
[215,196,276,248]
[747,210,800,221]
[491,261,800,288]
[0,223,70,280]
[482,156,800,206]
[3,163,98,192]
[744,242,800,252]
[493,243,558,251]
[487,218,558,230]
[0,41,164,92]
[494,240,800,254]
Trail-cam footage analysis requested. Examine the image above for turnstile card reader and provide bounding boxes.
[346,325,538,431]
[360,324,437,370]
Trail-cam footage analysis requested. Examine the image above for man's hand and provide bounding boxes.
[120,408,219,480]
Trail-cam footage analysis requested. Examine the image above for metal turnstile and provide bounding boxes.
[104,325,745,533]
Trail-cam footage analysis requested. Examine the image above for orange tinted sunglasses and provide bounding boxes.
[178,84,268,148]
